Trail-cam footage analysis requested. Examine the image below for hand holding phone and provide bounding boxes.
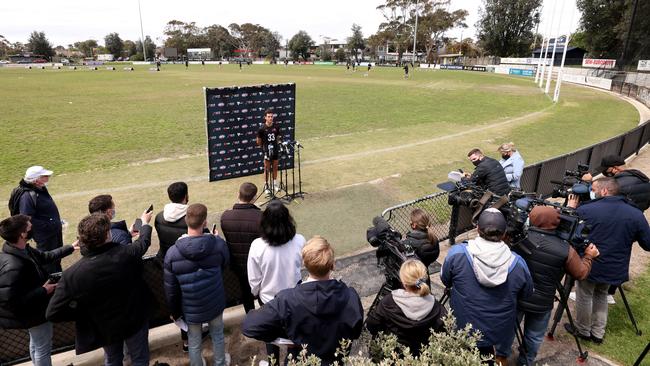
[212,224,218,235]
[133,218,143,233]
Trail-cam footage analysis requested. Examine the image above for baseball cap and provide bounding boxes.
[477,208,507,233]
[595,155,625,174]
[24,166,53,181]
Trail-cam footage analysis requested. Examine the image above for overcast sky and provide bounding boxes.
[1,0,580,47]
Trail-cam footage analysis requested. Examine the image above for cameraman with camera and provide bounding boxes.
[495,206,599,365]
[582,154,650,211]
[565,177,650,344]
[464,148,511,196]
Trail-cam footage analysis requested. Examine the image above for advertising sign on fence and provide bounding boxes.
[638,60,650,72]
[440,64,463,70]
[562,73,613,91]
[582,58,616,69]
[500,57,550,65]
[509,68,535,77]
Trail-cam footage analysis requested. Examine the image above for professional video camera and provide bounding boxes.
[551,163,590,199]
[366,216,418,290]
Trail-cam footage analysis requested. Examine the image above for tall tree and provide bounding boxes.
[229,23,279,58]
[136,36,156,60]
[204,24,237,59]
[74,39,98,58]
[417,3,468,62]
[476,0,542,57]
[104,33,123,58]
[123,40,138,57]
[27,31,54,60]
[288,31,313,60]
[376,0,417,62]
[347,24,365,62]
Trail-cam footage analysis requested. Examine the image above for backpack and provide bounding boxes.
[8,185,38,216]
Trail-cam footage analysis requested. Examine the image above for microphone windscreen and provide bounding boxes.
[572,184,589,195]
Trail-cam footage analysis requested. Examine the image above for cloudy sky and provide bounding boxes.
[1,0,579,47]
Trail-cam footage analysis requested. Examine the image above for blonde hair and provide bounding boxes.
[410,209,438,245]
[302,236,335,278]
[399,259,430,297]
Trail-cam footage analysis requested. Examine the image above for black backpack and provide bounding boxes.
[8,185,38,216]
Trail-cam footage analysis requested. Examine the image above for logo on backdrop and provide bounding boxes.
[205,83,296,182]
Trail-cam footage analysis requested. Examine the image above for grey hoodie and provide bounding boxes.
[466,236,515,287]
[391,289,436,321]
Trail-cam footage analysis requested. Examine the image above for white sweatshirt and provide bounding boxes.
[247,234,306,304]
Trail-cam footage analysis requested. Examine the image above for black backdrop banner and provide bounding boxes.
[205,83,296,182]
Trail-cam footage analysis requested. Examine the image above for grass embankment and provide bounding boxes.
[0,65,639,257]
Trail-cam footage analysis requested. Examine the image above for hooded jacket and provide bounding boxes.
[441,239,533,347]
[163,233,229,323]
[154,203,188,261]
[365,289,447,355]
[242,279,363,365]
[614,169,650,211]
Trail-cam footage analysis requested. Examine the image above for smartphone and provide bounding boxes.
[212,224,217,233]
[146,204,154,213]
[48,273,62,284]
[133,218,143,232]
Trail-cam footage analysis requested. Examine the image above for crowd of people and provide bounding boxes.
[2,144,650,366]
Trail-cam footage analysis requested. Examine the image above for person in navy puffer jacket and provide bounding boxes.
[164,203,230,366]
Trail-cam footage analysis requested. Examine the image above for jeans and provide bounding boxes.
[103,322,150,366]
[575,280,609,339]
[188,314,225,366]
[28,321,52,366]
[495,310,551,365]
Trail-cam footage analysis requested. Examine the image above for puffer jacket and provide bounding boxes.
[164,233,229,323]
[401,230,440,267]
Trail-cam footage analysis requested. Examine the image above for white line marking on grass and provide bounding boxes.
[19,106,552,202]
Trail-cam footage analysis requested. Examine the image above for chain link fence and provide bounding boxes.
[382,119,650,246]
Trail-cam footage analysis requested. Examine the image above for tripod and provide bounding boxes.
[546,275,589,362]
[633,341,650,366]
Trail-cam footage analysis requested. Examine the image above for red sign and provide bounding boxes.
[582,58,616,69]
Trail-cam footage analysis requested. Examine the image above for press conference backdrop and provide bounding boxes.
[205,83,296,182]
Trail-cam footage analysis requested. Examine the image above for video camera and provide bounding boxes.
[551,163,590,199]
[366,216,418,289]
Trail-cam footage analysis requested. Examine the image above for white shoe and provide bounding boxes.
[264,188,271,194]
[225,353,231,366]
[259,361,269,366]
[607,294,616,305]
[569,291,576,301]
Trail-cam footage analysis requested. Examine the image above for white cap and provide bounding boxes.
[24,166,53,182]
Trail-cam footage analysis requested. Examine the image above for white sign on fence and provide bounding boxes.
[500,57,551,65]
[582,58,616,69]
[562,73,613,90]
[638,60,650,72]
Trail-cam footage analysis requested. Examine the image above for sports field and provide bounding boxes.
[0,64,640,257]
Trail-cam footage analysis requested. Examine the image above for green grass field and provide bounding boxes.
[0,64,640,257]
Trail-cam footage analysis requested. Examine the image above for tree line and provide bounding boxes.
[0,0,646,66]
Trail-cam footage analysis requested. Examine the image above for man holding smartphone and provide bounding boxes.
[0,215,78,366]
[257,108,281,194]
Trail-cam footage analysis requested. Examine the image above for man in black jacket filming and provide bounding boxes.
[582,154,650,211]
[0,214,77,366]
[495,206,599,365]
[464,148,511,196]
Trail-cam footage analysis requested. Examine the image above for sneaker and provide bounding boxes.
[607,294,616,305]
[564,323,591,342]
[590,335,604,344]
[259,361,269,366]
[569,291,576,301]
[225,353,231,366]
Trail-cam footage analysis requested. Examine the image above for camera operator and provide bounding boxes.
[495,206,599,365]
[565,177,650,343]
[582,154,650,211]
[441,208,532,364]
[498,142,524,190]
[464,148,511,196]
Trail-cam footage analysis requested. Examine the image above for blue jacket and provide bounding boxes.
[18,182,62,252]
[163,234,230,324]
[499,151,524,189]
[440,243,533,347]
[242,279,363,365]
[577,196,650,285]
[110,220,132,246]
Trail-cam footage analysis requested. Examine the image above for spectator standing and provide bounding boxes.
[88,194,132,245]
[498,142,525,190]
[495,206,598,365]
[441,208,533,364]
[46,210,153,365]
[9,166,63,274]
[247,200,305,364]
[366,259,446,356]
[220,182,262,313]
[566,178,650,343]
[243,236,363,365]
[164,204,230,366]
[0,215,77,366]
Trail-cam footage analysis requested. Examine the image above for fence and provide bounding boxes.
[2,106,650,366]
[382,119,650,245]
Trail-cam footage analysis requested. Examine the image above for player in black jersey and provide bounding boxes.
[257,109,281,193]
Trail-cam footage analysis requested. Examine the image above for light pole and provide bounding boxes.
[138,0,147,61]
